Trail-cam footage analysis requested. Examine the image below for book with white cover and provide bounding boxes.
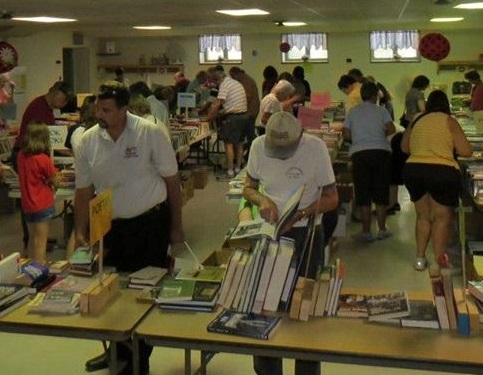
[241,237,269,313]
[0,252,20,284]
[217,250,243,306]
[252,240,279,314]
[128,266,168,287]
[232,251,254,310]
[223,252,249,309]
[230,185,304,240]
[263,237,295,312]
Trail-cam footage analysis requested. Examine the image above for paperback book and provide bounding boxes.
[366,291,410,322]
[207,309,282,340]
[336,293,368,318]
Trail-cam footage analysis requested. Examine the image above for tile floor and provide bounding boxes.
[0,172,471,375]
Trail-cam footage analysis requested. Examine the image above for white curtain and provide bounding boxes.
[282,33,327,50]
[370,30,419,50]
[199,34,241,52]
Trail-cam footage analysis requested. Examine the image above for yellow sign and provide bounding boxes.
[89,189,113,245]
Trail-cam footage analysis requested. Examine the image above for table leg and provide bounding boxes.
[132,337,140,375]
[109,342,118,374]
[184,348,192,375]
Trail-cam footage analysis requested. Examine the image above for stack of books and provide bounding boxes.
[0,284,36,318]
[69,246,98,276]
[28,290,80,315]
[154,277,221,312]
[128,266,168,289]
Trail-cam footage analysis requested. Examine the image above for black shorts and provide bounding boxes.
[402,163,462,207]
[221,113,249,144]
[104,201,171,272]
[351,149,391,206]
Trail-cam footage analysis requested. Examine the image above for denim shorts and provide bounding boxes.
[24,206,56,223]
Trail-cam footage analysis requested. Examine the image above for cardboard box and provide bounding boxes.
[202,249,235,267]
[80,273,119,315]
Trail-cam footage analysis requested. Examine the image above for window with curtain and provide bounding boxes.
[281,33,328,63]
[198,34,242,64]
[369,30,420,62]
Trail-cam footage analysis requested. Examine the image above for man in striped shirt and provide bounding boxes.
[208,68,249,180]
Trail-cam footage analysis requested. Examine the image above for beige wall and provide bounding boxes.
[4,28,483,120]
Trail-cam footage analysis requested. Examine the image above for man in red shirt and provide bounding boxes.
[13,81,73,151]
[12,81,72,250]
[465,70,483,111]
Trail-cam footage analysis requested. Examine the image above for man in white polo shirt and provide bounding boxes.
[74,80,184,375]
[207,67,249,180]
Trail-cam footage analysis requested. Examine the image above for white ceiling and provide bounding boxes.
[0,0,481,38]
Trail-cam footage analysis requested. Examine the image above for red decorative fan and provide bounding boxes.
[419,33,450,62]
[279,42,291,53]
[0,41,18,73]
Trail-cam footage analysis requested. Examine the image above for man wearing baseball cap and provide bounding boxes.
[242,111,338,375]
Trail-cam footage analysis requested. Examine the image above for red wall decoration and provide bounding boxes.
[0,42,18,73]
[419,33,450,62]
[279,42,291,53]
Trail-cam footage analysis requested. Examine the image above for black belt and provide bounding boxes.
[112,201,166,223]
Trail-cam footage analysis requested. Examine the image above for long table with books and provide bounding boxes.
[0,288,153,374]
[132,289,483,375]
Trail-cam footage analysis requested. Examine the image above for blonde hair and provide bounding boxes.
[22,123,51,155]
[128,93,151,117]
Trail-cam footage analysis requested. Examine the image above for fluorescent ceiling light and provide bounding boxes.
[282,22,307,26]
[454,2,483,9]
[430,17,464,22]
[12,16,77,23]
[133,26,171,30]
[216,9,269,16]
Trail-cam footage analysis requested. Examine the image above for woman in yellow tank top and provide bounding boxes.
[401,90,472,271]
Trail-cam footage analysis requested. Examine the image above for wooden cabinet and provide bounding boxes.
[97,64,183,74]
[437,60,483,74]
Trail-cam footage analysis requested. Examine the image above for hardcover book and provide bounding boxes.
[155,278,196,303]
[366,291,410,321]
[128,266,168,288]
[207,309,282,340]
[400,300,440,329]
[230,185,304,240]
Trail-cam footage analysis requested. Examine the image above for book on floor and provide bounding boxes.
[366,291,410,321]
[400,300,440,329]
[229,185,304,240]
[207,309,282,340]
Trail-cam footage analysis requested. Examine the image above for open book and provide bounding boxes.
[230,185,304,240]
